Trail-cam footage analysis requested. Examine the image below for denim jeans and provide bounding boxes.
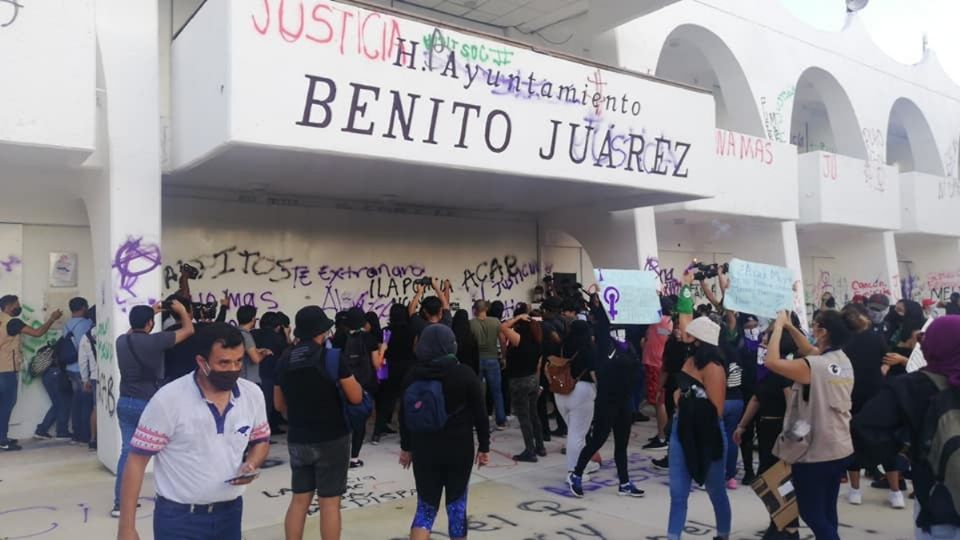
[153,496,243,540]
[722,399,745,480]
[114,396,149,506]
[792,458,849,540]
[67,371,91,442]
[480,358,505,425]
[667,417,731,540]
[37,367,70,436]
[0,372,18,442]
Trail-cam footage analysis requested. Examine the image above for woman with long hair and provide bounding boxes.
[373,304,416,444]
[551,320,597,480]
[452,309,479,374]
[501,309,544,462]
[766,310,856,540]
[666,316,731,540]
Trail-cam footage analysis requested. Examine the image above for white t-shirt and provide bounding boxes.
[130,372,270,504]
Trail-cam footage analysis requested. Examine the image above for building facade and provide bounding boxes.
[1,0,958,470]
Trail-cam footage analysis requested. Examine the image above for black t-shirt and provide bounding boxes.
[6,318,25,336]
[164,322,213,384]
[507,335,539,378]
[253,328,288,381]
[754,373,792,418]
[565,346,596,380]
[385,324,417,377]
[843,330,887,413]
[410,310,453,336]
[276,343,351,443]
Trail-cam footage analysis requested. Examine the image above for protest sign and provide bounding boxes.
[724,258,795,318]
[593,269,662,324]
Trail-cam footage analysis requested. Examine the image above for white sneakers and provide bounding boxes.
[584,461,601,475]
[888,491,906,509]
[847,489,863,505]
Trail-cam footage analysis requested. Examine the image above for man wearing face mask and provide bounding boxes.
[117,323,270,540]
[0,294,62,451]
[866,294,891,335]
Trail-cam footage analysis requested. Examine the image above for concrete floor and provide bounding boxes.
[0,420,913,540]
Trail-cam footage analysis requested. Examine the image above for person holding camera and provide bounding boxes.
[112,300,194,518]
[237,305,274,384]
[408,278,453,336]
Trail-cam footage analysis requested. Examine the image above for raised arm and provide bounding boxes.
[408,284,424,317]
[766,312,812,384]
[501,314,529,348]
[19,309,62,338]
[168,301,195,345]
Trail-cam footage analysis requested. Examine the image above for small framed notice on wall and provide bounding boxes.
[49,252,78,288]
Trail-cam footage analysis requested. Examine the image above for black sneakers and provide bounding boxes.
[652,455,669,470]
[0,440,21,451]
[642,437,668,450]
[512,451,538,463]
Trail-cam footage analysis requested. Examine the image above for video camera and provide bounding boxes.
[180,263,200,280]
[691,261,729,282]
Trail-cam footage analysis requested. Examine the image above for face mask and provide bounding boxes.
[202,362,241,391]
[868,310,886,325]
[757,345,768,365]
[744,328,760,342]
[10,307,21,317]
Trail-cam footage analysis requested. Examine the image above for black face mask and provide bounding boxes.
[203,362,241,391]
[10,307,21,317]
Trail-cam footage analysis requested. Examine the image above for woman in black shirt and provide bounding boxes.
[501,312,544,462]
[452,310,479,374]
[373,305,416,444]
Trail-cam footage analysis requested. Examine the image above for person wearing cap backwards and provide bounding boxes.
[854,315,960,540]
[399,324,489,540]
[765,310,856,540]
[117,323,270,540]
[274,306,363,540]
[666,313,731,540]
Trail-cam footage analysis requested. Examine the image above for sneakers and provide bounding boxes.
[726,478,738,490]
[888,491,906,509]
[618,482,645,497]
[34,430,52,440]
[742,473,757,486]
[642,437,668,450]
[0,440,21,451]
[55,433,73,441]
[584,461,601,475]
[567,473,584,498]
[847,488,863,505]
[370,433,381,445]
[349,459,364,469]
[652,455,669,470]
[494,423,507,431]
[513,451,538,463]
[535,446,547,458]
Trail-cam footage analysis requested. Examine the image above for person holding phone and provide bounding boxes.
[117,323,270,540]
[399,325,490,540]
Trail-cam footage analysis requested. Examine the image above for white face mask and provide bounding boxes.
[757,345,767,365]
[745,328,761,341]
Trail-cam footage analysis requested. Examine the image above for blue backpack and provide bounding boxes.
[53,331,78,370]
[320,347,374,432]
[403,379,452,433]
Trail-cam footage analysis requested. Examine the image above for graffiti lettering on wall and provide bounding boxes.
[0,0,23,28]
[901,273,921,301]
[422,29,513,67]
[926,271,960,301]
[759,87,794,143]
[940,137,960,200]
[850,278,891,298]
[0,254,21,273]
[113,236,161,312]
[862,128,886,193]
[715,129,773,165]
[644,257,681,296]
[251,0,404,63]
[460,255,543,300]
[98,372,117,418]
[822,153,838,181]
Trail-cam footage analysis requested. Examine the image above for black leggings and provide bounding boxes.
[411,439,473,538]
[756,417,783,475]
[573,400,632,484]
[374,372,405,434]
[740,417,756,477]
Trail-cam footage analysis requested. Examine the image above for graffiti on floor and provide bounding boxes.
[262,474,416,511]
[0,497,154,538]
[643,519,892,540]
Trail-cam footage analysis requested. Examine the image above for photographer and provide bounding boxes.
[407,278,453,336]
[112,300,194,518]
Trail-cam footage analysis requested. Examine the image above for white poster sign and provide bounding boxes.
[49,252,79,287]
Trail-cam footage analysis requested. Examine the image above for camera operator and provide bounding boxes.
[407,278,453,336]
[161,266,230,382]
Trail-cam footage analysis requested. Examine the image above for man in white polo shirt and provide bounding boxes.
[117,323,270,540]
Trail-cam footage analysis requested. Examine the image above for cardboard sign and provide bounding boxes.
[725,258,795,318]
[593,269,661,325]
[750,460,799,532]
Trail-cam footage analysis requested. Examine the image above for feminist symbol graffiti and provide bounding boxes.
[0,0,23,28]
[112,237,161,308]
[603,286,620,319]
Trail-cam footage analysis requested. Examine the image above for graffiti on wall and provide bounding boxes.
[715,129,774,165]
[0,0,23,28]
[760,87,794,143]
[113,236,161,312]
[940,137,960,200]
[862,128,886,193]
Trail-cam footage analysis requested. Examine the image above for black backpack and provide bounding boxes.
[53,331,78,370]
[919,372,960,527]
[343,332,376,391]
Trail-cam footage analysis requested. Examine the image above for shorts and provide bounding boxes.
[644,364,662,405]
[289,436,351,498]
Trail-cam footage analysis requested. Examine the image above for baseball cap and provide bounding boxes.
[867,294,890,311]
[686,317,720,346]
[294,306,335,340]
[922,299,937,309]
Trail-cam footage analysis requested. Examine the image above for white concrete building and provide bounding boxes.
[1,0,958,472]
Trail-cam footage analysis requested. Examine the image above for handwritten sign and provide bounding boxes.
[593,269,661,325]
[725,259,794,318]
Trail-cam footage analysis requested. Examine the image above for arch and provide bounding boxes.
[789,67,867,159]
[655,24,765,137]
[886,98,944,175]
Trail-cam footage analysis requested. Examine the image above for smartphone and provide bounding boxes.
[224,471,260,484]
